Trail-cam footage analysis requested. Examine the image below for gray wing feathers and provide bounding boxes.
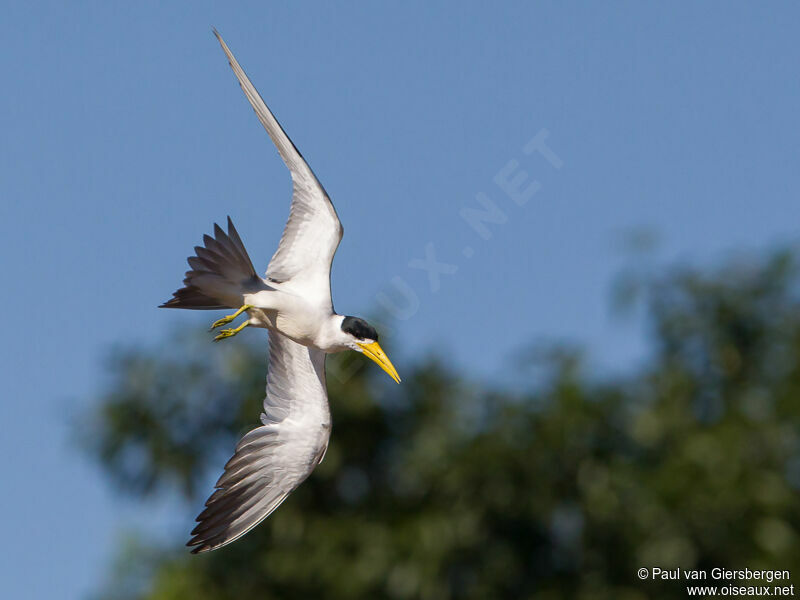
[188,333,331,553]
[188,426,291,553]
[213,28,310,178]
[266,185,343,286]
[213,30,343,290]
[262,327,328,423]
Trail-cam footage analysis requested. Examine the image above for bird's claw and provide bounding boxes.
[212,319,250,342]
[209,315,235,330]
[209,305,253,331]
[213,328,238,342]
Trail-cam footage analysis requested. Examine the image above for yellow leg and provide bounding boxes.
[209,305,253,331]
[213,320,250,342]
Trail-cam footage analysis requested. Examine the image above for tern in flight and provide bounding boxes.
[160,30,401,553]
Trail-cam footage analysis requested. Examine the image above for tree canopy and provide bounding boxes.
[81,249,800,599]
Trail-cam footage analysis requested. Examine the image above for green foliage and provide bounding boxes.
[83,250,800,599]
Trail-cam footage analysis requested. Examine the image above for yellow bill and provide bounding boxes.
[357,341,401,384]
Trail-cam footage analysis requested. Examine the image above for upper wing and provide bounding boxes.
[188,331,331,553]
[214,30,343,295]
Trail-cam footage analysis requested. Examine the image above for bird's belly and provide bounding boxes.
[273,309,323,345]
[245,292,329,348]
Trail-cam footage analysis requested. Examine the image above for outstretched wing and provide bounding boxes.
[214,30,343,299]
[188,332,331,553]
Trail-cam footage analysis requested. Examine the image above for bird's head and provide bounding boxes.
[339,316,401,384]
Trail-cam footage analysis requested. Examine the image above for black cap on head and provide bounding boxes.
[341,316,378,341]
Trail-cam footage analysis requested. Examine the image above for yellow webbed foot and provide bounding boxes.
[209,305,253,331]
[213,321,249,342]
[209,314,235,330]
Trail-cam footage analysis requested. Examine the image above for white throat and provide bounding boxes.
[315,314,352,353]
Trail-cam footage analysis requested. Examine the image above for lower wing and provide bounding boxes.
[188,331,331,553]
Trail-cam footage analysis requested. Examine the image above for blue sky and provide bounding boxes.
[2,2,799,597]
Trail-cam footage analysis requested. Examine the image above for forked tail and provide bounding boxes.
[160,217,262,310]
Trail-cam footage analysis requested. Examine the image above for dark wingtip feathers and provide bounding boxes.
[187,539,210,554]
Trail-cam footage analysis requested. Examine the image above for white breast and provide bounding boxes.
[245,284,333,348]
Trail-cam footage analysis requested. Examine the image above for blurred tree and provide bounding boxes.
[81,249,800,599]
